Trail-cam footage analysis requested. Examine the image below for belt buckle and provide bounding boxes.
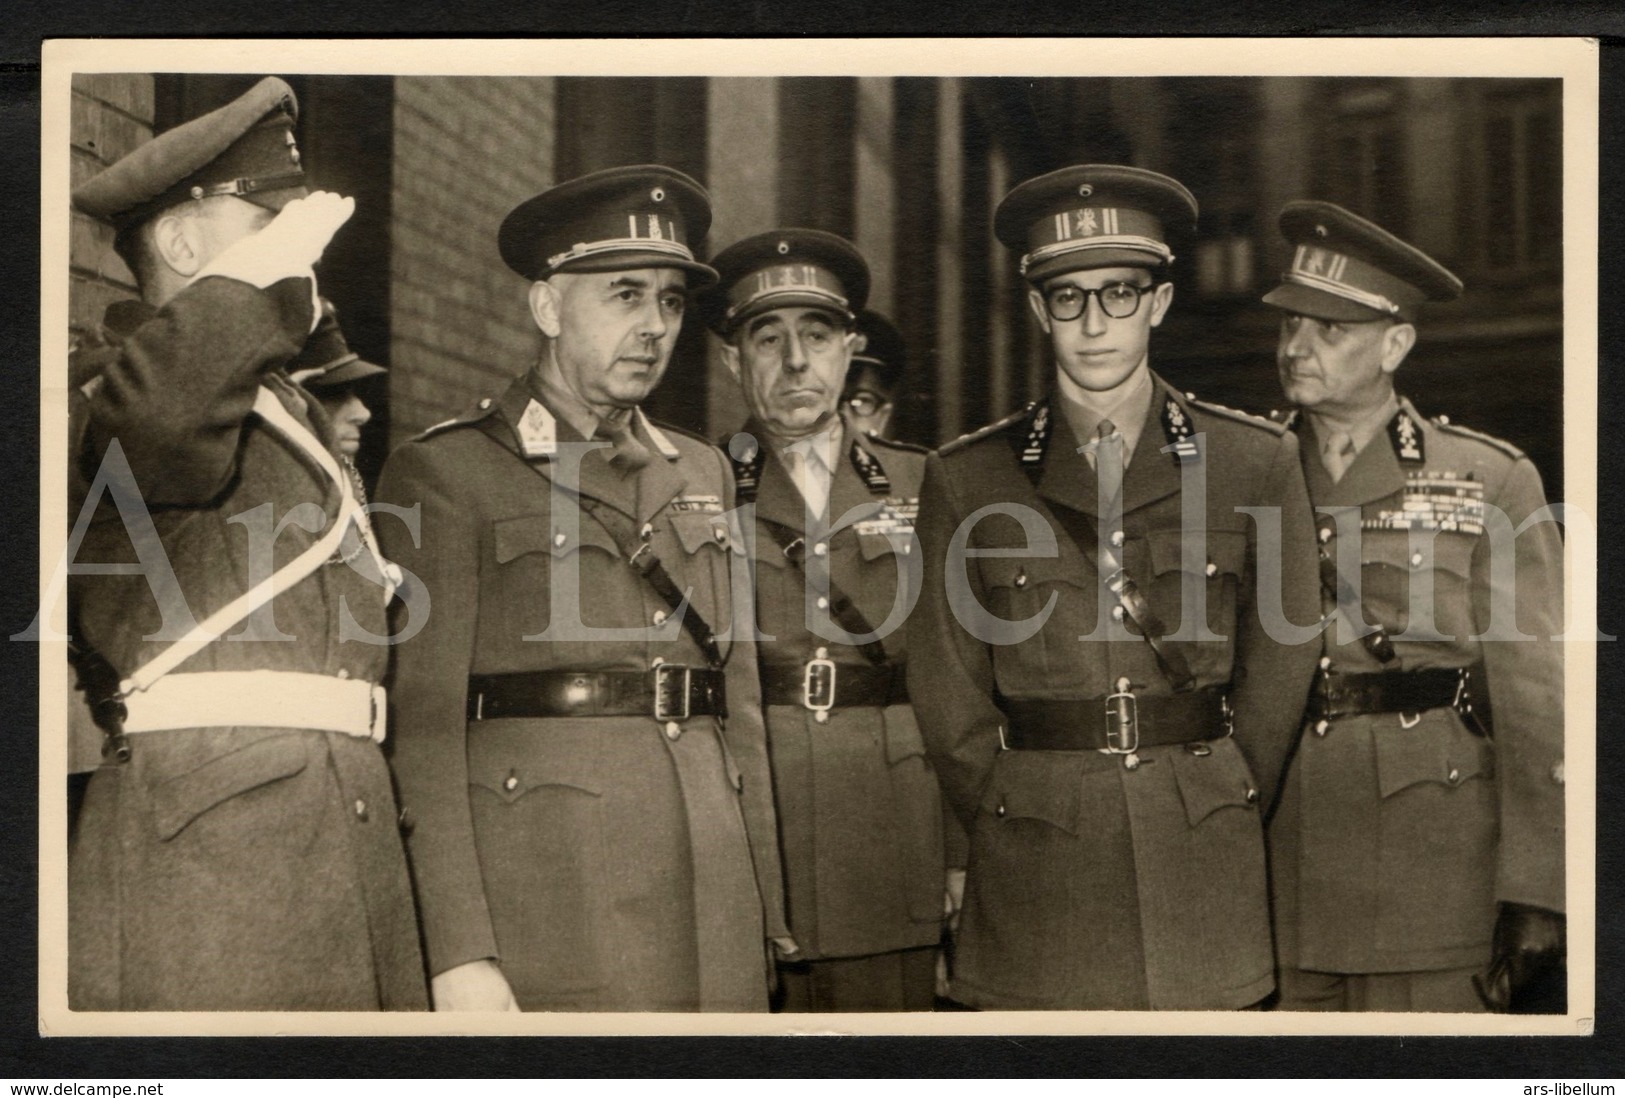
[1104,679,1139,757]
[803,649,837,714]
[653,664,692,722]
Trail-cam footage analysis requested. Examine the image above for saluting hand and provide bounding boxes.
[191,191,357,328]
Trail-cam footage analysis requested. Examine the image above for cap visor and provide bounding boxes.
[311,359,388,388]
[1024,247,1165,284]
[238,183,309,214]
[1262,282,1392,323]
[556,251,719,290]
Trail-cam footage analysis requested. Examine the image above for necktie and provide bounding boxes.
[596,414,651,473]
[786,441,829,518]
[1093,418,1124,515]
[1322,429,1356,482]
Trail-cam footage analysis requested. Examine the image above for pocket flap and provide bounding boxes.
[1374,711,1491,798]
[468,723,605,802]
[671,513,733,556]
[982,752,1082,835]
[151,734,310,841]
[1170,742,1258,827]
[1148,528,1247,578]
[493,514,551,563]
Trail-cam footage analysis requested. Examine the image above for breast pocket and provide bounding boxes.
[666,512,735,639]
[977,554,1092,692]
[489,511,629,637]
[1145,527,1247,641]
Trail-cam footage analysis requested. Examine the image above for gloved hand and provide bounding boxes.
[1473,902,1566,1013]
[191,191,355,328]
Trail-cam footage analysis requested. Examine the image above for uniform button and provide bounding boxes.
[1111,605,1126,622]
[1410,552,1424,568]
[640,523,655,541]
[1318,527,1333,544]
[1318,657,1333,671]
[1314,719,1331,737]
[814,711,830,724]
[813,542,828,557]
[1185,742,1212,757]
[653,610,668,626]
[816,596,829,610]
[478,398,493,410]
[1447,767,1462,785]
[336,668,350,680]
[503,772,519,792]
[713,525,729,544]
[353,799,368,821]
[664,721,682,741]
[1014,570,1028,589]
[1110,530,1125,548]
[1437,415,1450,425]
[1551,761,1565,785]
[1205,562,1218,577]
[554,532,567,548]
[1245,787,1259,804]
[995,803,1007,818]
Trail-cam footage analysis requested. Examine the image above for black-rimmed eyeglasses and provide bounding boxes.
[1041,281,1160,322]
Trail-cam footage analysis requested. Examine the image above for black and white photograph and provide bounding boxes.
[35,37,1598,1037]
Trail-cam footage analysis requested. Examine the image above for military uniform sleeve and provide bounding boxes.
[375,439,501,975]
[716,447,790,940]
[82,276,315,506]
[908,453,1007,830]
[1231,428,1321,808]
[1476,455,1565,914]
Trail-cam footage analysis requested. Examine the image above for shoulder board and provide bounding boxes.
[1186,397,1289,436]
[1269,408,1300,430]
[939,403,1037,456]
[1431,415,1524,460]
[864,432,929,455]
[413,396,501,441]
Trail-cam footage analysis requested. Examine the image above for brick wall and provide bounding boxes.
[68,75,154,345]
[389,77,556,443]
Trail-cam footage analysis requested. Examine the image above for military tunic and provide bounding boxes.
[730,421,947,987]
[375,374,788,1012]
[1269,398,1565,983]
[67,277,427,1010]
[908,375,1321,1010]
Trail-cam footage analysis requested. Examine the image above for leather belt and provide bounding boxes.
[760,659,908,711]
[467,666,726,722]
[998,686,1231,753]
[121,670,386,743]
[1307,664,1490,734]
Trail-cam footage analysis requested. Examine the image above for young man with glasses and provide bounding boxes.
[907,164,1321,1010]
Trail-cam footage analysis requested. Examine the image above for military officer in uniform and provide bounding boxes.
[1262,201,1566,1012]
[289,296,387,463]
[840,308,908,443]
[375,166,790,1012]
[704,230,952,1011]
[65,78,426,1009]
[908,165,1321,1010]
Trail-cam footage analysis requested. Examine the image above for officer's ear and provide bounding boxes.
[1147,279,1176,328]
[1026,289,1053,335]
[150,210,204,279]
[529,279,563,338]
[1379,321,1417,375]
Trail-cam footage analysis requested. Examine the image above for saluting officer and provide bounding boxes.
[704,230,953,1011]
[908,165,1321,1010]
[1262,201,1566,1012]
[375,166,789,1012]
[65,78,425,1010]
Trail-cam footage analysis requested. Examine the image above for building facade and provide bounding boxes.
[67,73,1565,499]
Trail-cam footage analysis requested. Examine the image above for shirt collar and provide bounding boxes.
[773,416,843,474]
[1055,361,1153,463]
[1306,391,1400,459]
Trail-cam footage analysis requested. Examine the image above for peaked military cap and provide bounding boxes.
[1263,200,1463,323]
[290,297,386,390]
[703,228,870,335]
[72,76,306,233]
[498,164,718,287]
[847,308,906,389]
[994,164,1198,283]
